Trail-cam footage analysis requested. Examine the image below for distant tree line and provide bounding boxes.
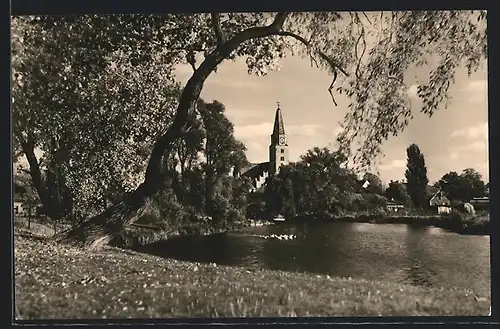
[250,143,488,220]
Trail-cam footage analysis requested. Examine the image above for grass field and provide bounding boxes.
[14,226,490,319]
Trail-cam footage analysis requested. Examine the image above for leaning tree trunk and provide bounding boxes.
[54,195,151,249]
[53,14,289,249]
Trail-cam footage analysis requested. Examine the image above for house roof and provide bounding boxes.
[241,162,269,178]
[429,191,451,206]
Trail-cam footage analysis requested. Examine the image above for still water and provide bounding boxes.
[139,221,491,295]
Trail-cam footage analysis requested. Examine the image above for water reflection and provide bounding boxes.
[404,225,437,288]
[138,221,490,295]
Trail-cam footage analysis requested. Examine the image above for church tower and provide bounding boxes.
[269,103,289,175]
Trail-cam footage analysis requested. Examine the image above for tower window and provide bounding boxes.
[280,149,284,153]
[280,156,285,161]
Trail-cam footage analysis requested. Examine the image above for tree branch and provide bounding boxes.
[354,28,367,79]
[275,30,349,106]
[210,13,226,45]
[275,31,349,76]
[363,12,373,25]
[143,13,292,192]
[186,49,197,72]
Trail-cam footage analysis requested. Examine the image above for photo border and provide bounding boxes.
[6,0,499,327]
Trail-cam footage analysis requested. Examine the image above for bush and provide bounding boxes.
[441,209,465,224]
[370,207,387,219]
[346,193,369,211]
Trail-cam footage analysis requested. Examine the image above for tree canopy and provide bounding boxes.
[437,168,487,201]
[12,15,183,219]
[263,147,390,218]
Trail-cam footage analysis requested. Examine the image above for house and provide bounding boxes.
[386,199,405,213]
[13,197,27,216]
[429,190,451,214]
[362,180,370,189]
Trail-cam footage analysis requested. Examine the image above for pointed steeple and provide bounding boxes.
[272,102,285,136]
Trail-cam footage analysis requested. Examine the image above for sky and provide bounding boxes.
[174,52,489,185]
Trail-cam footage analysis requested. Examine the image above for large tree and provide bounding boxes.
[12,16,183,221]
[437,168,487,201]
[459,168,488,200]
[385,180,412,207]
[267,147,358,217]
[405,143,429,208]
[437,171,463,200]
[13,11,486,248]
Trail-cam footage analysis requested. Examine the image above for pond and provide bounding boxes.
[138,221,491,296]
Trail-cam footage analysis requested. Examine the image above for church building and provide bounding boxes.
[240,103,289,191]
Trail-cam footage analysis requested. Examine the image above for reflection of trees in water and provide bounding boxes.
[138,234,234,265]
[139,232,272,268]
[404,225,437,288]
[259,222,359,276]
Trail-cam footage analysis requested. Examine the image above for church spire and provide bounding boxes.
[272,102,285,136]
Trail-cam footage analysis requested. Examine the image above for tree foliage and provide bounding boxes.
[437,168,487,201]
[12,15,182,219]
[404,144,429,208]
[385,180,412,206]
[362,172,385,195]
[263,147,386,218]
[137,98,252,232]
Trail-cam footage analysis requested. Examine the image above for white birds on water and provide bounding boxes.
[255,234,297,240]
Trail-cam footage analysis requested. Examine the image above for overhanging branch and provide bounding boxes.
[275,31,349,106]
[362,12,373,25]
[143,12,291,187]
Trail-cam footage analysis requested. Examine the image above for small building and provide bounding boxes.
[386,199,405,213]
[429,191,451,214]
[13,197,27,216]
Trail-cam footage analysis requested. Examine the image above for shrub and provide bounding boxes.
[370,207,387,219]
[441,209,464,221]
[346,193,369,211]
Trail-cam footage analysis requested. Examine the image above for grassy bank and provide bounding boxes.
[291,211,490,236]
[14,231,490,319]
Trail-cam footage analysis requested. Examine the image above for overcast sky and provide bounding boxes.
[175,52,489,185]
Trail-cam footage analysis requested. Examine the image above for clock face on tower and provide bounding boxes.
[279,136,286,145]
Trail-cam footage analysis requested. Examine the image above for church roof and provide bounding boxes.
[241,162,269,178]
[272,106,285,135]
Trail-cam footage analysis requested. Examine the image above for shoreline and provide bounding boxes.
[285,214,490,236]
[114,213,489,249]
[13,210,489,253]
